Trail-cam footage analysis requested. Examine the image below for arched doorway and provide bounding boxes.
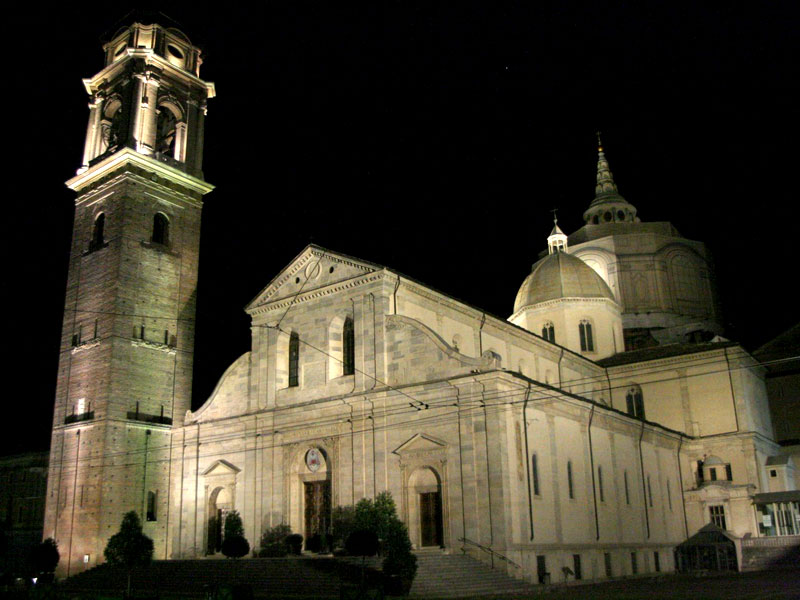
[289,447,332,552]
[207,486,232,554]
[409,467,443,548]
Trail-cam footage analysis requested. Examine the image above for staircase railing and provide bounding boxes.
[458,537,521,571]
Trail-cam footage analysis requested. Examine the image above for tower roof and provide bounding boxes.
[583,135,639,225]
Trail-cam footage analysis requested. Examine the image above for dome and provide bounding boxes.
[513,251,616,313]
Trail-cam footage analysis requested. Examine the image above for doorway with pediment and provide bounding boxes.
[395,433,449,549]
[202,460,240,555]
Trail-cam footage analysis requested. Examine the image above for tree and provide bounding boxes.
[259,523,292,557]
[342,492,417,590]
[104,511,154,596]
[30,538,60,578]
[221,511,250,558]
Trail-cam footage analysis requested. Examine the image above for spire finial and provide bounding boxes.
[596,131,603,152]
[551,207,559,226]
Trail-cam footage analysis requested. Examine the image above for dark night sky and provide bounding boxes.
[4,4,797,455]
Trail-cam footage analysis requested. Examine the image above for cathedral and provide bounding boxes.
[44,21,799,583]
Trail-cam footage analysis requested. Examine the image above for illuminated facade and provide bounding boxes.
[46,21,797,583]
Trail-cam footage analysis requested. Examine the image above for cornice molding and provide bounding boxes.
[66,147,214,197]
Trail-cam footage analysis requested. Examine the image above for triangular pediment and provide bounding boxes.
[246,244,384,313]
[202,459,241,477]
[393,433,448,455]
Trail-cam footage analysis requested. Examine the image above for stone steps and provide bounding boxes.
[410,550,540,599]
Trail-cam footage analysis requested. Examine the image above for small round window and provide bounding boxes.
[114,42,127,59]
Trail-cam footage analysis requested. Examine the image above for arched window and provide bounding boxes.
[100,97,123,155]
[542,322,555,343]
[156,105,179,156]
[567,460,574,499]
[579,320,594,352]
[342,317,355,376]
[647,475,654,507]
[288,331,300,387]
[626,385,645,419]
[90,213,105,252]
[146,490,157,521]
[152,213,170,246]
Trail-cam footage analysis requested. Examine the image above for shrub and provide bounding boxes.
[331,505,356,550]
[382,519,417,581]
[221,511,250,558]
[259,523,292,557]
[29,538,60,576]
[345,529,379,558]
[336,493,417,586]
[286,534,303,555]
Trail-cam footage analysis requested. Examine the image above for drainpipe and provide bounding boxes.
[676,435,689,538]
[522,383,534,540]
[392,275,400,315]
[478,313,486,356]
[723,348,740,433]
[638,420,650,539]
[588,405,600,540]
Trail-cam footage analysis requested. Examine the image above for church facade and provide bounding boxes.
[45,21,798,583]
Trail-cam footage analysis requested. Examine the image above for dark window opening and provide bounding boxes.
[647,475,654,507]
[631,552,638,574]
[697,460,705,485]
[542,323,555,343]
[532,453,540,496]
[579,321,594,352]
[626,386,645,419]
[710,467,717,481]
[536,555,548,584]
[624,471,630,504]
[152,213,170,246]
[567,461,574,499]
[343,317,355,376]
[598,466,604,502]
[725,464,733,481]
[89,213,106,252]
[146,490,157,522]
[654,551,660,572]
[604,552,613,577]
[710,504,727,530]
[573,554,582,580]
[288,331,300,387]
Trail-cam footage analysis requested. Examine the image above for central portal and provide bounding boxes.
[304,480,331,548]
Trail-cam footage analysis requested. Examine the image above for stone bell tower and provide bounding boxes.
[43,21,215,576]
